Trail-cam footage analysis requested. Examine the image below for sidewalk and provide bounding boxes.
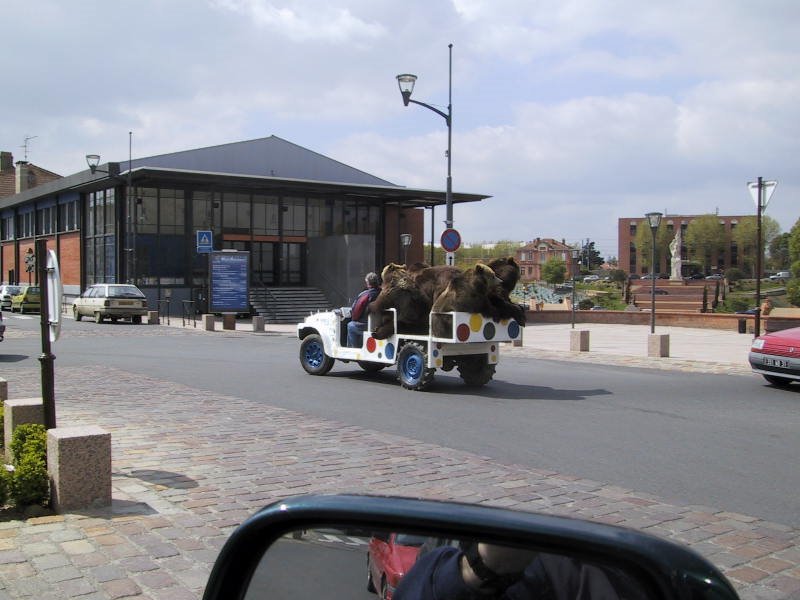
[1,320,794,600]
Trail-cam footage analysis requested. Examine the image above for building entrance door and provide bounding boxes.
[279,242,304,285]
[222,241,304,286]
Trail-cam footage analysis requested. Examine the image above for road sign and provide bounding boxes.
[197,230,213,254]
[46,249,61,343]
[440,228,461,252]
[445,252,455,266]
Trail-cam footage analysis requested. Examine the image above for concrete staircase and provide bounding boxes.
[631,280,716,312]
[249,287,332,324]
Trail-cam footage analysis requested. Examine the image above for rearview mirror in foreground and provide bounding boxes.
[202,494,739,600]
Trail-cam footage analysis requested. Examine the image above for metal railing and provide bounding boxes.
[182,300,196,327]
[157,299,171,325]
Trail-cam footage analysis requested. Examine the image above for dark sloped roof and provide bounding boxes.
[126,136,397,187]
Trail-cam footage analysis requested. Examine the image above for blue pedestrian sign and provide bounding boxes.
[196,230,213,254]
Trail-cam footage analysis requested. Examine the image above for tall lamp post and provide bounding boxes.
[748,177,778,337]
[571,248,579,329]
[645,212,663,334]
[396,44,454,230]
[400,233,412,265]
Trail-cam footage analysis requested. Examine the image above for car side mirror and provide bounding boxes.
[202,494,739,600]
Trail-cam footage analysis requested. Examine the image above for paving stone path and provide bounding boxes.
[0,353,797,598]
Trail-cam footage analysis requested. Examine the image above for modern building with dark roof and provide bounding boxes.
[0,136,489,317]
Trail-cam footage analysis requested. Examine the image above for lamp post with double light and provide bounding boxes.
[645,212,663,334]
[571,248,579,329]
[396,44,454,231]
[748,177,778,337]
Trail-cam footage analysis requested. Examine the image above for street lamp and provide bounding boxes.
[396,44,454,230]
[571,248,579,329]
[400,233,412,265]
[645,212,663,334]
[748,177,778,337]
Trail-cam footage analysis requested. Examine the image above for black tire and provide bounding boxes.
[132,315,142,324]
[763,374,793,387]
[73,306,82,321]
[366,556,376,593]
[457,355,496,387]
[94,312,103,324]
[396,342,435,391]
[299,334,334,375]
[358,361,386,373]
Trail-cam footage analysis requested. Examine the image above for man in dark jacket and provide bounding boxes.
[347,272,381,347]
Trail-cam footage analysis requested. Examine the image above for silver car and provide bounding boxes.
[72,284,148,324]
[0,284,22,310]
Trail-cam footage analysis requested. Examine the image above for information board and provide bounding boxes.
[209,251,250,313]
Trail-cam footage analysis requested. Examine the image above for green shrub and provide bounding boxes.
[8,423,49,507]
[0,466,11,506]
[12,454,49,506]
[10,424,46,466]
[725,267,743,283]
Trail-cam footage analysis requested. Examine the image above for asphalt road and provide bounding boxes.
[4,313,799,528]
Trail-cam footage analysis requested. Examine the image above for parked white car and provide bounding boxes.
[769,271,791,282]
[72,284,148,324]
[583,274,600,282]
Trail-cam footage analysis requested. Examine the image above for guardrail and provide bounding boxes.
[182,300,196,328]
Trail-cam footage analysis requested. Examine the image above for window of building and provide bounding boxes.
[282,197,306,236]
[58,200,78,232]
[159,188,185,235]
[253,194,279,236]
[1,214,13,240]
[630,223,637,237]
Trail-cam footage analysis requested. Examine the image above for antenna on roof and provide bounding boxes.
[21,135,38,161]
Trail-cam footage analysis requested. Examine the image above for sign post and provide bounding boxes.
[440,228,461,267]
[209,250,250,314]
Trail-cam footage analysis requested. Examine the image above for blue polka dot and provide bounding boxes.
[508,320,520,339]
[385,343,395,360]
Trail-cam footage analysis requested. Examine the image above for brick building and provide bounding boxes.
[617,214,749,276]
[515,238,579,281]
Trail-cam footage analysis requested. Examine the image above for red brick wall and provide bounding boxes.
[57,233,81,286]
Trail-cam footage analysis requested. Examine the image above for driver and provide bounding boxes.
[347,272,381,347]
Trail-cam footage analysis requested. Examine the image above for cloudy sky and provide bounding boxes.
[4,0,798,258]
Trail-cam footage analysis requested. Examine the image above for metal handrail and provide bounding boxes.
[182,300,196,327]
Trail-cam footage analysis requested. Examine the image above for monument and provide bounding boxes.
[669,228,683,280]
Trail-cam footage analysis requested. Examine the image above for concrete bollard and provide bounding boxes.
[147,310,160,325]
[4,398,45,460]
[222,314,236,330]
[47,426,111,512]
[253,315,265,332]
[202,314,215,331]
[648,333,670,357]
[570,330,590,352]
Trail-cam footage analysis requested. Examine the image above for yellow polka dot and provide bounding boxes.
[436,358,443,367]
[469,313,483,332]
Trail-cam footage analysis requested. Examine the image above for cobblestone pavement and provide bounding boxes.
[0,323,798,599]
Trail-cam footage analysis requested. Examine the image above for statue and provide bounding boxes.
[669,228,683,280]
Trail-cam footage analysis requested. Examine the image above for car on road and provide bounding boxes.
[582,274,600,282]
[72,283,148,324]
[367,532,427,599]
[749,326,800,387]
[705,273,723,280]
[10,286,40,313]
[769,271,791,282]
[0,285,22,310]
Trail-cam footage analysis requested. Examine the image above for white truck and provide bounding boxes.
[297,308,523,391]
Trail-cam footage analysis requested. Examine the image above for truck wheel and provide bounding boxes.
[357,361,386,373]
[300,334,334,375]
[458,355,496,387]
[132,315,142,324]
[397,342,434,391]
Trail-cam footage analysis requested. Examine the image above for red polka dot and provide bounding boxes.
[366,337,377,352]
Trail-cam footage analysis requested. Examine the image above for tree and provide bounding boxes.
[541,258,566,285]
[731,215,780,277]
[581,240,602,271]
[769,232,791,271]
[685,215,726,274]
[634,221,671,273]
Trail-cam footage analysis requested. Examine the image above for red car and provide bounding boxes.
[366,532,427,599]
[749,326,800,387]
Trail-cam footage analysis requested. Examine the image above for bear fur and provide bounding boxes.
[368,259,527,339]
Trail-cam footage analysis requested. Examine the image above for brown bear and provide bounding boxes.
[369,263,431,338]
[430,264,502,337]
[486,256,527,325]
